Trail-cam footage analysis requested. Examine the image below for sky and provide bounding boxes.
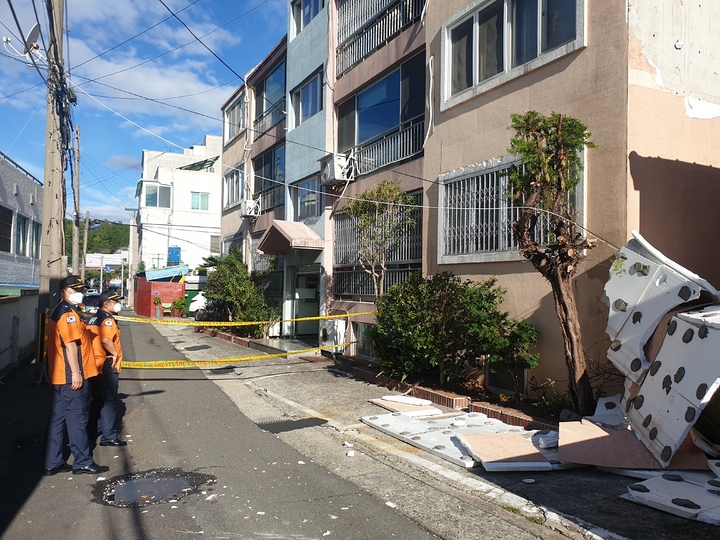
[0,0,287,223]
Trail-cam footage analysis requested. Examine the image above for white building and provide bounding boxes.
[0,150,43,373]
[135,136,223,270]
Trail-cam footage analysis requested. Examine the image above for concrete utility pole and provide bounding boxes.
[72,125,80,274]
[81,211,89,282]
[38,0,66,312]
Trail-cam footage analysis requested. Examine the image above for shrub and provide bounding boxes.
[202,247,280,337]
[373,272,533,386]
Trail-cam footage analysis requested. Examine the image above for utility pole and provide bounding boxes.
[72,125,80,274]
[81,211,89,282]
[38,0,66,312]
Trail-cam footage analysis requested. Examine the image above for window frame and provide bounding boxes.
[293,176,320,221]
[191,192,210,211]
[225,92,246,143]
[438,153,585,264]
[292,0,323,36]
[144,184,171,208]
[337,52,425,152]
[0,205,11,253]
[442,0,584,111]
[225,162,245,208]
[255,61,286,119]
[292,72,323,127]
[31,221,41,259]
[15,214,28,256]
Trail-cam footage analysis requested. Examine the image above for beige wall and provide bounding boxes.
[423,1,630,391]
[627,1,720,287]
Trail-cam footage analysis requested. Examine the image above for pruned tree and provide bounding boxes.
[508,111,597,415]
[346,180,417,298]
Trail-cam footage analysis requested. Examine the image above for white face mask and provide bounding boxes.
[113,303,122,313]
[68,292,84,305]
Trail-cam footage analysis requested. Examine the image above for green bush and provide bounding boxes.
[372,272,538,387]
[202,248,280,337]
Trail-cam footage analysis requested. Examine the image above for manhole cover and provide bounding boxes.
[93,468,216,508]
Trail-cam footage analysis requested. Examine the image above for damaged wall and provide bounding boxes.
[627,1,720,286]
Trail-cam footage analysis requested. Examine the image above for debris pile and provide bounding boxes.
[362,231,720,525]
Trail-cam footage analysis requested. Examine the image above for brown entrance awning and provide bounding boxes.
[257,220,324,256]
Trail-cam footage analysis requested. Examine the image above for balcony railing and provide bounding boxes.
[354,115,424,176]
[336,0,425,77]
[257,184,285,214]
[333,264,421,297]
[253,97,286,138]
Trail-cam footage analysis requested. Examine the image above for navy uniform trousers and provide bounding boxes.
[45,381,93,469]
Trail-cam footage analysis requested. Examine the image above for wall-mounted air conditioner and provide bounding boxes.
[240,198,260,217]
[320,153,353,185]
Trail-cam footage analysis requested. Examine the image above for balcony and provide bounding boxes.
[354,114,424,176]
[253,97,286,138]
[336,0,425,77]
[257,184,285,214]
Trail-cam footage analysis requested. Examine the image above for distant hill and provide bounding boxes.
[64,219,129,255]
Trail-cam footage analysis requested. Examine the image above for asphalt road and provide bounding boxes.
[0,318,563,540]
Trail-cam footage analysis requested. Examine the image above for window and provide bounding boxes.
[191,192,209,211]
[0,206,12,252]
[338,52,425,151]
[293,73,322,126]
[225,163,245,207]
[145,184,171,208]
[253,144,285,211]
[15,214,28,255]
[210,235,220,253]
[293,0,323,35]
[439,155,579,263]
[30,221,41,258]
[255,62,285,119]
[294,177,320,220]
[225,93,246,142]
[445,0,581,104]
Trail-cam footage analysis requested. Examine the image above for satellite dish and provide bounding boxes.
[23,24,40,55]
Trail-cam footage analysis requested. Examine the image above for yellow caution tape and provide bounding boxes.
[116,311,376,327]
[122,340,366,369]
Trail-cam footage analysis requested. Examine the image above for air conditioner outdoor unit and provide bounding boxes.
[320,153,353,185]
[240,198,260,217]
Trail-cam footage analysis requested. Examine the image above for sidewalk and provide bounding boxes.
[147,320,718,540]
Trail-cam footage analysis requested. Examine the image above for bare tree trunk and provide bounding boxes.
[550,268,595,415]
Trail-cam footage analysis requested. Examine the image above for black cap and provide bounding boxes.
[60,275,85,290]
[99,290,122,304]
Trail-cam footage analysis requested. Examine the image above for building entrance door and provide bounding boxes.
[294,265,320,337]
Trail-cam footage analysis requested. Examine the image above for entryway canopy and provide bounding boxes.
[257,220,324,256]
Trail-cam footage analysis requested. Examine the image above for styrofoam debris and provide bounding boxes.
[382,395,432,406]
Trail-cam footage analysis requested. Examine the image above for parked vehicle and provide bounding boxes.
[82,293,101,315]
[189,292,206,320]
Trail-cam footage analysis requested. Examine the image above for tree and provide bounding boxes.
[202,247,280,338]
[508,111,597,415]
[64,219,129,256]
[372,272,536,387]
[345,180,417,298]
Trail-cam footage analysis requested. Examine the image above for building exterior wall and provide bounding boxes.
[0,152,44,372]
[137,136,222,271]
[220,86,251,257]
[423,0,630,390]
[626,0,720,286]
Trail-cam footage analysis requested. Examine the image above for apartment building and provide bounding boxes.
[135,136,223,271]
[221,0,720,394]
[423,0,720,392]
[0,151,43,372]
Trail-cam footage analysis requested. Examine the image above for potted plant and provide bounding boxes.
[171,297,185,317]
[153,296,162,318]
